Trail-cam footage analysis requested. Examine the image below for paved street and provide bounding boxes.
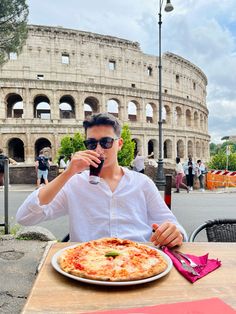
[0,188,235,241]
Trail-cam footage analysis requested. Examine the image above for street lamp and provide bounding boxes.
[155,0,174,189]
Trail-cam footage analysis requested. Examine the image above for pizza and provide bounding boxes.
[57,237,168,281]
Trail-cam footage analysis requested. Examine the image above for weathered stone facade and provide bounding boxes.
[0,24,210,165]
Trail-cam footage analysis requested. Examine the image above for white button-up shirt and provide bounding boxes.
[16,168,187,242]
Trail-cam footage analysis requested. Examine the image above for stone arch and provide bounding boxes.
[202,141,205,158]
[34,95,51,119]
[146,103,153,123]
[163,105,171,124]
[187,140,193,157]
[200,113,204,129]
[132,138,141,156]
[148,139,157,156]
[196,141,201,157]
[194,111,199,128]
[175,106,182,126]
[107,98,120,118]
[59,95,75,119]
[128,100,139,121]
[6,93,24,118]
[186,109,191,127]
[8,138,25,162]
[84,96,99,119]
[204,116,207,131]
[162,105,171,125]
[177,139,184,158]
[35,138,52,159]
[164,139,172,158]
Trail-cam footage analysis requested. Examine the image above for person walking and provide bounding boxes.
[196,160,206,191]
[35,150,50,187]
[174,157,189,193]
[183,156,196,191]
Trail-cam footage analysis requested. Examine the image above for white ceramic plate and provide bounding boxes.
[51,243,173,286]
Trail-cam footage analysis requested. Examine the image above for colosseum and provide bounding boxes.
[0,24,210,165]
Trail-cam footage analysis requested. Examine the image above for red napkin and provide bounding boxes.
[162,246,221,283]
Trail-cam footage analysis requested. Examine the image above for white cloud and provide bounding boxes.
[27,0,236,142]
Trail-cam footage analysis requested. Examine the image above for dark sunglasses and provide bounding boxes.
[84,137,119,150]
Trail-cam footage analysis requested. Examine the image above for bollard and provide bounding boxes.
[164,174,172,210]
[4,158,9,234]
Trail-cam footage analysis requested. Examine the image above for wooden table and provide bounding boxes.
[22,242,236,313]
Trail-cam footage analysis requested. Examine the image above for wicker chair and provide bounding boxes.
[189,219,236,242]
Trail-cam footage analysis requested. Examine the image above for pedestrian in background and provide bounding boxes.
[35,150,50,187]
[175,157,189,193]
[183,156,196,191]
[0,149,8,187]
[58,155,66,174]
[196,159,206,192]
[132,151,154,173]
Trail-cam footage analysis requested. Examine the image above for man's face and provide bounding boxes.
[86,125,123,168]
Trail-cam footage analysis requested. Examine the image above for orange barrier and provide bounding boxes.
[206,171,236,190]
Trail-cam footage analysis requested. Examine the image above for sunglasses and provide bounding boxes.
[84,137,119,150]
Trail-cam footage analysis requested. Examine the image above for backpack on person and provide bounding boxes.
[38,156,50,171]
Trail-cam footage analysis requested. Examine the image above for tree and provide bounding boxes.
[208,151,236,171]
[118,124,135,166]
[0,0,28,65]
[58,132,86,161]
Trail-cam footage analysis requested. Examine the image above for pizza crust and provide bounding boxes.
[58,238,168,282]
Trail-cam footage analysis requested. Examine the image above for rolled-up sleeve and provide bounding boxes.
[16,187,68,226]
[145,178,188,241]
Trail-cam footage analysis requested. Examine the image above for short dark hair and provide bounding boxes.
[176,157,180,163]
[197,159,201,163]
[83,112,121,137]
[0,149,3,154]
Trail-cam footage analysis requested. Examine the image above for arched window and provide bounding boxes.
[163,105,171,124]
[186,109,191,127]
[84,97,99,119]
[132,138,141,156]
[148,140,154,155]
[194,111,198,128]
[34,95,51,119]
[175,107,182,126]
[177,139,184,158]
[164,139,172,158]
[128,101,137,121]
[196,141,201,157]
[8,138,24,162]
[146,103,153,123]
[6,94,24,118]
[107,99,119,117]
[35,138,52,159]
[187,140,193,157]
[59,95,75,119]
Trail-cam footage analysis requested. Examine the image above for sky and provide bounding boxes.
[27,0,236,143]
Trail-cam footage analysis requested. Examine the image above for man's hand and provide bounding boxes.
[66,150,101,176]
[150,222,183,248]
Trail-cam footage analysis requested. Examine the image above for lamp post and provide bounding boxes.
[155,0,174,189]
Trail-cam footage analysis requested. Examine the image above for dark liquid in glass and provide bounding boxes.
[89,157,104,184]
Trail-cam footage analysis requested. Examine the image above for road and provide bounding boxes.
[0,189,235,241]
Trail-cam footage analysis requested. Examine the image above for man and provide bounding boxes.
[196,160,206,192]
[17,113,186,247]
[183,156,196,191]
[35,150,50,187]
[132,151,154,173]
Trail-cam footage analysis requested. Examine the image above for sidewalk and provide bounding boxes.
[1,184,236,194]
[0,235,51,314]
